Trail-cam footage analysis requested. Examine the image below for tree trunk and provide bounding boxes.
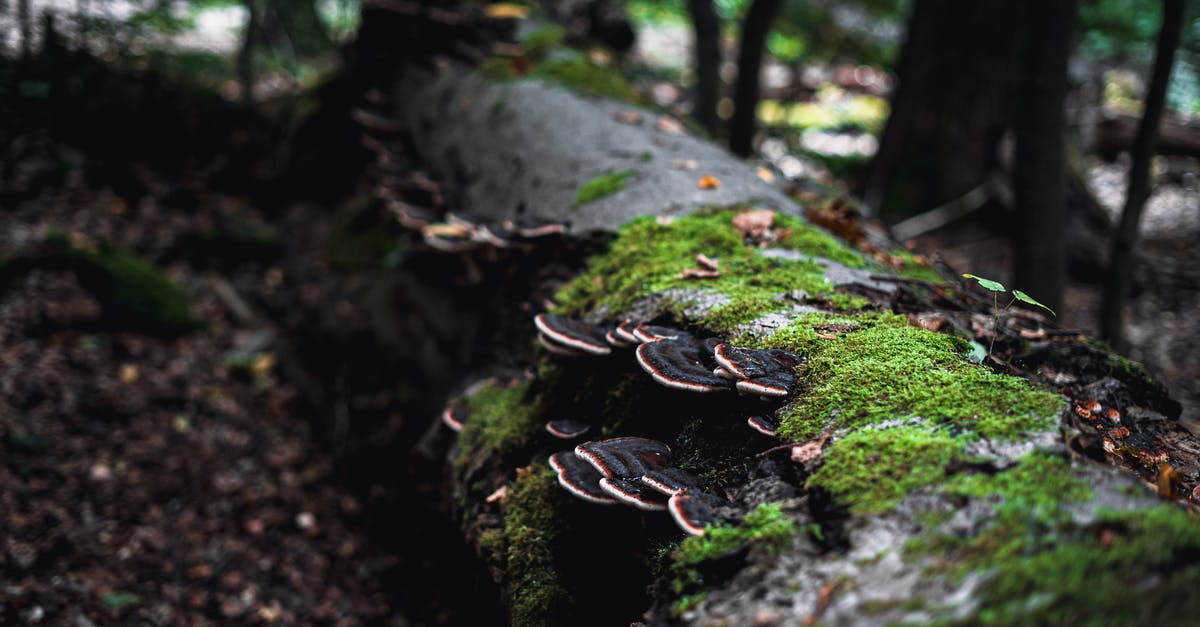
[861,0,1020,220]
[687,0,722,137]
[1010,0,1077,315]
[1100,0,1185,346]
[728,0,782,157]
[357,7,1200,624]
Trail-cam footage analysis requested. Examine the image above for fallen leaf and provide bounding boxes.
[756,167,775,183]
[119,363,139,383]
[677,268,721,279]
[671,159,698,171]
[485,3,529,19]
[732,209,776,239]
[698,174,721,190]
[486,485,508,503]
[656,116,684,134]
[695,254,719,271]
[614,111,643,125]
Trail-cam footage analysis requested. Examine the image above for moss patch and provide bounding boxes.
[455,379,544,473]
[669,503,797,614]
[500,468,571,626]
[766,318,1062,442]
[554,209,867,332]
[87,243,198,333]
[953,504,1200,626]
[808,426,963,514]
[573,170,634,208]
[532,57,639,101]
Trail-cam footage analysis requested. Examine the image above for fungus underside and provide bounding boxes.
[668,503,797,615]
[554,209,868,332]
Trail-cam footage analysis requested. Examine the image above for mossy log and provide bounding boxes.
[387,58,1200,626]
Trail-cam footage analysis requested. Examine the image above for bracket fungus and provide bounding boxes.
[549,451,619,505]
[635,339,733,393]
[746,414,781,437]
[534,313,612,356]
[545,418,591,440]
[667,490,729,536]
[575,437,673,479]
[641,468,701,496]
[598,477,670,511]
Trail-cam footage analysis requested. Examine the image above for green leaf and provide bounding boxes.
[1012,290,1056,316]
[103,592,139,609]
[964,340,988,364]
[962,273,1006,293]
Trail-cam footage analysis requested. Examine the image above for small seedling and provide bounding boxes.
[962,274,1056,362]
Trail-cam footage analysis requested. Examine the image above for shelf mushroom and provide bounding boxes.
[534,313,612,356]
[635,339,733,393]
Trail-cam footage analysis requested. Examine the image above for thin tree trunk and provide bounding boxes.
[728,0,782,157]
[238,0,259,105]
[687,0,722,137]
[1010,0,1077,315]
[1100,0,1185,346]
[17,0,30,57]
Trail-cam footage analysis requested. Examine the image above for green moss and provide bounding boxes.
[532,57,639,101]
[670,503,796,614]
[89,243,198,333]
[573,170,634,208]
[455,379,544,473]
[554,210,858,332]
[943,451,1091,519]
[770,321,1062,442]
[889,250,945,283]
[327,198,406,270]
[520,25,567,60]
[772,211,867,269]
[808,426,963,514]
[502,468,571,626]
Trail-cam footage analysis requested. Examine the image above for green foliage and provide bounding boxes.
[574,170,634,208]
[961,273,1005,293]
[808,426,962,514]
[520,25,568,60]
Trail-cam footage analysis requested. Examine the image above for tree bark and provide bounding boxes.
[1010,0,1077,316]
[728,0,782,157]
[861,0,1020,220]
[687,0,722,137]
[1100,0,1186,346]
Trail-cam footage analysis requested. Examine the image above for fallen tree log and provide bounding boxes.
[360,11,1200,625]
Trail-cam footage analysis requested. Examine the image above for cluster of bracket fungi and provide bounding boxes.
[352,97,566,253]
[534,313,803,535]
[439,312,804,535]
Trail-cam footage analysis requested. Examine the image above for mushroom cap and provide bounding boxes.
[613,320,640,344]
[735,370,795,398]
[538,333,589,357]
[441,404,469,432]
[545,419,590,439]
[713,344,801,380]
[605,328,637,348]
[423,224,481,252]
[575,437,673,479]
[667,490,727,536]
[508,217,567,239]
[534,313,612,356]
[387,200,441,229]
[636,339,732,393]
[599,477,669,511]
[549,451,619,505]
[632,324,693,343]
[746,414,781,437]
[475,222,520,248]
[640,468,700,496]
